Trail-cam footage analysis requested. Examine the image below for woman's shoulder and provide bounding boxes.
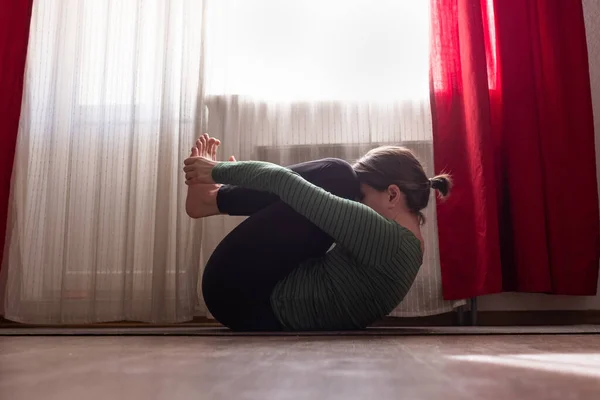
[394,223,424,254]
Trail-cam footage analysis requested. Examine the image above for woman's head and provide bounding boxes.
[353,146,452,224]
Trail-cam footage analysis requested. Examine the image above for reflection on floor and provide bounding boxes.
[1,334,599,400]
[451,352,600,378]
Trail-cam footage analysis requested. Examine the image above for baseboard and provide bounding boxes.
[2,311,599,329]
[374,311,600,326]
[475,310,600,326]
[0,316,221,329]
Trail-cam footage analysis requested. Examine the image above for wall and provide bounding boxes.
[479,0,600,311]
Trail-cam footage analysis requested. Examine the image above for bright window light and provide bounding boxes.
[204,0,431,102]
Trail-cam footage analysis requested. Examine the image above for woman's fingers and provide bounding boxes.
[185,171,197,179]
[183,155,217,185]
[183,157,197,166]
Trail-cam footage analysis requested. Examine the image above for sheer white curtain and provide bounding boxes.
[200,0,464,316]
[3,0,463,324]
[3,0,205,323]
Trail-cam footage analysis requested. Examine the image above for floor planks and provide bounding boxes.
[1,335,599,400]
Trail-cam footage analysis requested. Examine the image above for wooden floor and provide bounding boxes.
[1,335,599,400]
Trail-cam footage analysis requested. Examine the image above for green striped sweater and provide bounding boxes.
[212,161,423,331]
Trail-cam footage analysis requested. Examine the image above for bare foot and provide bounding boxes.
[185,133,229,219]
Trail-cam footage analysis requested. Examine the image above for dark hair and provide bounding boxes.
[353,146,452,224]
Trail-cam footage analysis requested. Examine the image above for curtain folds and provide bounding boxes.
[431,0,600,299]
[0,0,35,270]
[3,1,206,323]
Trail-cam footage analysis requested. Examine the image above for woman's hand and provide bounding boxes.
[183,136,219,185]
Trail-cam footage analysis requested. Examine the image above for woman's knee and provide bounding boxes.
[320,158,355,176]
[319,158,360,199]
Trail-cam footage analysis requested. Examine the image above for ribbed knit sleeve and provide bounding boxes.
[212,161,403,266]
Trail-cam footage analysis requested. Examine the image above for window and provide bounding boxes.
[204,0,431,102]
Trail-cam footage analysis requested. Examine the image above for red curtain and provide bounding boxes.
[0,0,35,267]
[431,0,600,299]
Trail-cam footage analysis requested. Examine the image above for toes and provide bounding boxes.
[198,136,207,156]
[212,140,220,160]
[228,155,236,162]
[197,134,220,159]
[191,146,199,157]
[208,138,217,160]
[201,134,209,154]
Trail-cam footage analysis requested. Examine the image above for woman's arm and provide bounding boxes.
[211,161,405,266]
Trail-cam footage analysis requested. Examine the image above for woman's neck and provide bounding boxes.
[393,210,424,251]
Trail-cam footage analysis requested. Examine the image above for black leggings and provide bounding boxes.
[201,158,361,331]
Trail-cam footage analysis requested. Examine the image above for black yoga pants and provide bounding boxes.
[201,158,361,331]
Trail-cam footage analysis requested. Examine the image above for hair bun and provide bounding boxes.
[429,174,452,198]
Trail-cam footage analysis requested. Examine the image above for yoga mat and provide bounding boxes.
[1,325,599,336]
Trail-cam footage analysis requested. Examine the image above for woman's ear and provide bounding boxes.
[387,184,402,206]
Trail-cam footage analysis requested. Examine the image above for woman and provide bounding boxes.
[183,134,451,331]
